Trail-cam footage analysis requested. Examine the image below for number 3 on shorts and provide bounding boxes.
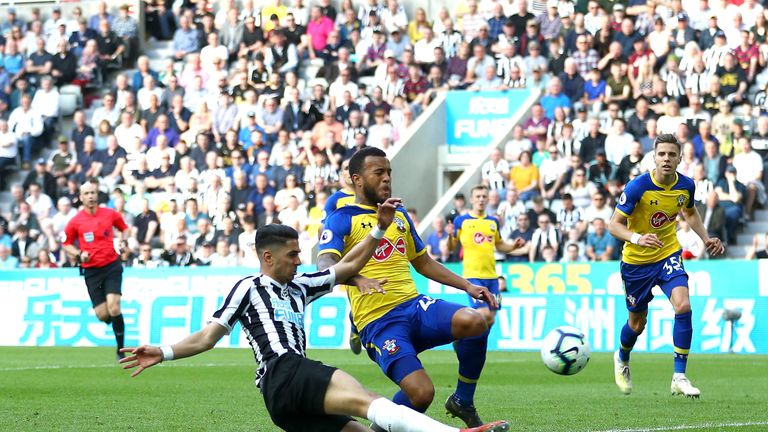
[419,296,437,311]
[663,256,682,275]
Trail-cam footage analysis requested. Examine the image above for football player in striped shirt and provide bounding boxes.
[120,200,509,432]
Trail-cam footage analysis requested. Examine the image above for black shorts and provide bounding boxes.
[83,260,123,307]
[261,353,355,432]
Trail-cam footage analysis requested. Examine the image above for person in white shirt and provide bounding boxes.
[278,195,309,231]
[200,32,229,73]
[583,191,613,230]
[25,181,54,222]
[91,94,122,129]
[50,197,78,238]
[504,124,532,161]
[677,220,705,259]
[31,76,60,134]
[732,137,766,219]
[0,119,18,175]
[46,23,69,54]
[604,118,635,166]
[538,145,568,200]
[43,7,67,37]
[209,239,239,267]
[137,75,165,111]
[413,27,440,65]
[8,94,45,169]
[328,70,359,109]
[380,0,408,33]
[114,112,147,149]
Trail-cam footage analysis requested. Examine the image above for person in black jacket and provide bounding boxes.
[51,40,78,86]
[162,235,194,266]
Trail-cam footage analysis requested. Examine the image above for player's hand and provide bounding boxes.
[80,251,91,263]
[356,276,387,295]
[638,233,664,249]
[119,345,162,377]
[705,237,725,256]
[466,284,498,309]
[376,197,402,229]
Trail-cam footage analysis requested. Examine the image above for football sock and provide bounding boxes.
[673,311,693,374]
[454,330,489,406]
[619,322,639,363]
[367,397,458,432]
[112,314,125,350]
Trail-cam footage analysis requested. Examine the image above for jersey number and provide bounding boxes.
[419,296,437,311]
[663,256,682,275]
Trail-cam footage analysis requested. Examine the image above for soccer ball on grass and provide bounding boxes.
[540,326,590,375]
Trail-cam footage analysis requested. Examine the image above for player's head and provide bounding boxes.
[79,178,100,209]
[254,224,301,283]
[653,134,682,176]
[349,147,391,205]
[470,184,489,213]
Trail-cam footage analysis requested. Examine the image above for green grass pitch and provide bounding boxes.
[1,347,767,431]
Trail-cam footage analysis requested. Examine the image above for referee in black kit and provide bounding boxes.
[63,179,131,359]
[119,197,509,432]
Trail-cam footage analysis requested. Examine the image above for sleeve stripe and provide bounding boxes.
[317,249,342,257]
[615,209,630,218]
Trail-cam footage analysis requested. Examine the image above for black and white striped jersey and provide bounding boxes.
[209,268,336,387]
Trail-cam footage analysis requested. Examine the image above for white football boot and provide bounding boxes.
[671,375,701,398]
[614,350,633,395]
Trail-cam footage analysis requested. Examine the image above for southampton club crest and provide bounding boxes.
[383,339,400,355]
[677,195,686,207]
[394,216,407,233]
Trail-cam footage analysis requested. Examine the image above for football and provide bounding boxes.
[540,326,591,375]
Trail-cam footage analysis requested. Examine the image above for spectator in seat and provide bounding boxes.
[585,217,616,261]
[50,40,78,86]
[715,165,746,244]
[8,94,44,170]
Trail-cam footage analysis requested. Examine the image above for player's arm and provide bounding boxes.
[608,211,664,249]
[410,252,498,308]
[681,205,725,256]
[119,322,228,377]
[496,237,526,253]
[333,198,400,287]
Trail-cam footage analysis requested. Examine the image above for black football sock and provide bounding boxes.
[111,314,125,350]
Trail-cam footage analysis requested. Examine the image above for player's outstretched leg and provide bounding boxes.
[325,369,510,432]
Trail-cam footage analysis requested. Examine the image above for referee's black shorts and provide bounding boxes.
[261,353,356,432]
[83,259,123,307]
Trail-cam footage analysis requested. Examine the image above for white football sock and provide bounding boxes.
[366,397,459,432]
[673,372,686,380]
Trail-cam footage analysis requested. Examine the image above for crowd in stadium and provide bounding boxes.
[1,0,767,270]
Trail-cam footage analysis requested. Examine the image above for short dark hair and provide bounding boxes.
[254,224,299,253]
[654,133,681,151]
[349,147,387,176]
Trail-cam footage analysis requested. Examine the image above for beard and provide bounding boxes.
[362,182,386,205]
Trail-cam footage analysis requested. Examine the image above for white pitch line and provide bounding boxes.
[0,363,251,372]
[590,421,768,432]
